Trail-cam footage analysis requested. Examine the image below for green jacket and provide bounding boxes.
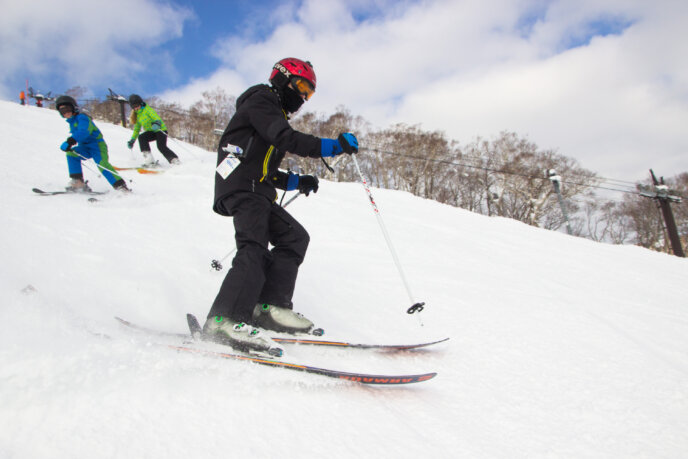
[131,104,167,139]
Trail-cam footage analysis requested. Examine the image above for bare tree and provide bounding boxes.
[582,200,631,243]
[461,132,596,229]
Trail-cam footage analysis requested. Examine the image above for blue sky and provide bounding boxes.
[156,1,286,94]
[2,0,687,182]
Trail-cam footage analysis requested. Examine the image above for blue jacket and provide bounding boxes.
[67,113,104,144]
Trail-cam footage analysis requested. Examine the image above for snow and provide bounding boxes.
[1,99,688,458]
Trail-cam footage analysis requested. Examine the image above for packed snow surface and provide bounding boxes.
[1,101,687,458]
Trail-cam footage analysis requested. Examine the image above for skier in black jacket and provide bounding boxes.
[204,57,359,355]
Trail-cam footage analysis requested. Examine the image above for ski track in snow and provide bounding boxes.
[1,101,688,458]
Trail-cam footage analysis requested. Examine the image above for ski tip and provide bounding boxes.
[114,316,129,325]
[186,313,203,339]
[395,337,450,350]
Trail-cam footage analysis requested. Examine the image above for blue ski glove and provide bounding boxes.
[320,138,342,157]
[321,132,358,157]
[151,120,162,132]
[298,174,319,196]
[127,139,135,149]
[286,171,299,191]
[60,137,76,152]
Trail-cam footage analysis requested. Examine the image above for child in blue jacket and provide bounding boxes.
[55,95,130,192]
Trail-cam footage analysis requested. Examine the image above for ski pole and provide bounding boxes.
[158,130,199,159]
[350,154,425,318]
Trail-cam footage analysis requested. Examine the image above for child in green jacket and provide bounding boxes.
[126,94,180,166]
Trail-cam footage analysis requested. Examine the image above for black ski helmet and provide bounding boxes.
[128,94,144,107]
[55,95,78,115]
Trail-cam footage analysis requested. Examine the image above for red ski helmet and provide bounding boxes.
[269,58,317,94]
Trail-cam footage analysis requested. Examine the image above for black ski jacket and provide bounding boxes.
[214,84,321,216]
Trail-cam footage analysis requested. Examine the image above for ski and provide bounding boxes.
[114,167,163,174]
[33,187,108,196]
[135,167,163,174]
[163,343,437,385]
[115,316,449,351]
[114,163,163,174]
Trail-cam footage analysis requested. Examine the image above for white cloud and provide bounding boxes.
[391,0,688,181]
[0,0,192,96]
[157,69,247,107]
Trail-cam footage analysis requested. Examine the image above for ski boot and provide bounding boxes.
[170,158,181,165]
[65,179,92,193]
[252,303,315,334]
[113,179,132,193]
[202,316,283,357]
[141,150,156,167]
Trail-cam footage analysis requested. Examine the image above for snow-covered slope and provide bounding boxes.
[1,100,687,458]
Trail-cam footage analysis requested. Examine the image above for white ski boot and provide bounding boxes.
[203,316,283,357]
[252,303,314,334]
[65,179,92,193]
[141,150,156,167]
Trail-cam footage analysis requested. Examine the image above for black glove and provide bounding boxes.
[127,139,135,149]
[60,137,77,151]
[297,174,319,196]
[337,133,358,154]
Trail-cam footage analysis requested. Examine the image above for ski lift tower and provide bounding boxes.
[547,169,573,235]
[28,87,52,107]
[107,88,128,127]
[639,169,685,257]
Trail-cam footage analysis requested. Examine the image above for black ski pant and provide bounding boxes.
[208,192,310,323]
[137,130,179,163]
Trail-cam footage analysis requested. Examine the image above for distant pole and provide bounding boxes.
[645,170,685,257]
[119,102,126,127]
[547,169,573,235]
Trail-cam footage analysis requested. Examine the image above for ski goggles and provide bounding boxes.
[57,105,73,116]
[291,77,315,100]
